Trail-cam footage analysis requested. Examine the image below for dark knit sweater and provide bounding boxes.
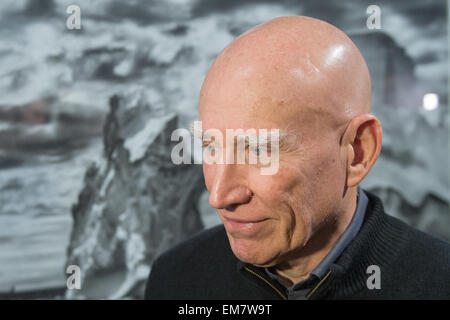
[145,192,450,299]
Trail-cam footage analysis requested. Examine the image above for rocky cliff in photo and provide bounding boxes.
[65,89,205,299]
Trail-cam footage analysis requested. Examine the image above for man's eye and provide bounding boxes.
[249,145,261,155]
[203,143,216,152]
[249,144,270,156]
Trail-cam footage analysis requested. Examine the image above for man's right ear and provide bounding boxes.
[342,114,382,188]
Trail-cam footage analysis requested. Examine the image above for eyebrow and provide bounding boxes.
[188,122,298,146]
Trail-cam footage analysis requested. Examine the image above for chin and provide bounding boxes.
[228,236,279,267]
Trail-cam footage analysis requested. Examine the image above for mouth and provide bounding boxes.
[222,216,269,234]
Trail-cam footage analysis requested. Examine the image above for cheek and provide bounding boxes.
[249,154,336,241]
[248,165,299,204]
[291,142,346,230]
[295,136,344,190]
[248,165,310,232]
[314,144,346,193]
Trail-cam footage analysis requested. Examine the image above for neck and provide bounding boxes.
[272,187,358,285]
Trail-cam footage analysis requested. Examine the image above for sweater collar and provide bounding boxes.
[312,191,409,298]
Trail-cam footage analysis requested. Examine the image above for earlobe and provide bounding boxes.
[345,114,382,187]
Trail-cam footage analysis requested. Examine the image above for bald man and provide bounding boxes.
[145,16,450,300]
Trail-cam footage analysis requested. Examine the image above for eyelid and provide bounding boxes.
[246,142,268,150]
[202,140,214,147]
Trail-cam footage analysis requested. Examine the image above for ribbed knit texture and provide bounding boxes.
[315,194,411,299]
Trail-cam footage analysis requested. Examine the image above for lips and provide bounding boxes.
[222,216,269,234]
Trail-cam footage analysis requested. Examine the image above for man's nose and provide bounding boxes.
[208,164,253,210]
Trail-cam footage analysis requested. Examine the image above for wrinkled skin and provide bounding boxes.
[198,16,382,285]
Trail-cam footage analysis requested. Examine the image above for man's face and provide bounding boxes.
[199,68,349,267]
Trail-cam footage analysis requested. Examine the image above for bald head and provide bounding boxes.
[199,16,371,131]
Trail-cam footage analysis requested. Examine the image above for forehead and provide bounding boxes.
[199,89,325,136]
[198,59,333,131]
